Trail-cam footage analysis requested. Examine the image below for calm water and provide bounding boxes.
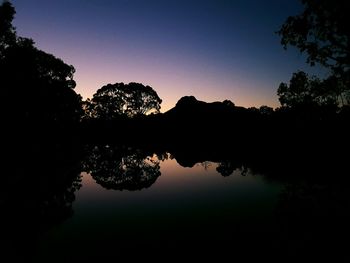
[34,155,285,261]
[3,145,347,262]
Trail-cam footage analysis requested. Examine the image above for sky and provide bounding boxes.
[10,0,325,111]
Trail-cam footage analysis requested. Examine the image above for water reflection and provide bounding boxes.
[81,143,252,192]
[1,138,83,262]
[1,140,349,261]
[216,160,249,176]
[82,145,162,191]
[75,145,349,260]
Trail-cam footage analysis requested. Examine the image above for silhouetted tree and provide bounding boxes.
[259,105,274,115]
[0,1,16,56]
[81,98,93,120]
[278,0,349,105]
[0,2,82,124]
[277,71,337,110]
[87,82,162,119]
[247,107,259,114]
[83,145,161,191]
[216,161,235,177]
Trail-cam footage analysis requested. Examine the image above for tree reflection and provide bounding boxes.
[83,145,162,191]
[215,160,249,177]
[0,137,83,261]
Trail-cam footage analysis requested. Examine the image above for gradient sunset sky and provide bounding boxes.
[11,0,325,111]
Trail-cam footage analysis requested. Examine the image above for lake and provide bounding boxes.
[2,144,349,262]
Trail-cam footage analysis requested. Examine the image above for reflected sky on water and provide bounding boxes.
[36,156,283,261]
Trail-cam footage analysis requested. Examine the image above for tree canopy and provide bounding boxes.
[277,0,349,106]
[86,82,162,119]
[277,71,338,113]
[0,1,16,56]
[278,0,349,71]
[0,2,82,124]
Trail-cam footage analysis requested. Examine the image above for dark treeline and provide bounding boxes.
[81,92,349,181]
[1,136,83,262]
[1,0,349,202]
[1,1,349,260]
[1,1,349,194]
[3,137,349,261]
[1,1,349,144]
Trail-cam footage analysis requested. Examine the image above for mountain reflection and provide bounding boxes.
[81,143,250,188]
[216,160,249,176]
[1,138,349,261]
[82,145,162,191]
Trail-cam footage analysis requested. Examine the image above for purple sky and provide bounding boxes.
[10,0,326,111]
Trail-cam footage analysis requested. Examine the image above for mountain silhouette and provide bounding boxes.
[151,96,262,149]
[163,96,252,121]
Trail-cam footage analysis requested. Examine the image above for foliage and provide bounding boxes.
[278,0,349,70]
[0,0,16,56]
[86,82,162,119]
[277,71,338,110]
[277,0,349,106]
[259,105,274,115]
[0,2,82,123]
